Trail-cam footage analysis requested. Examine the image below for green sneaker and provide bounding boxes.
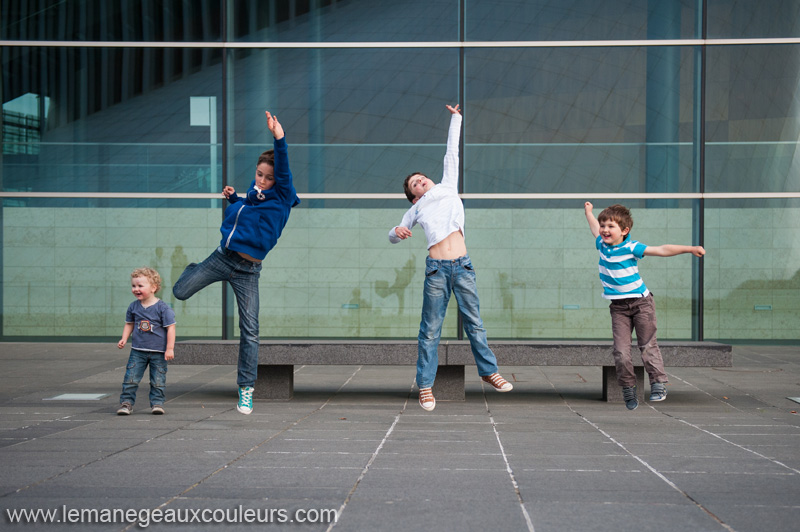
[237,386,254,415]
[622,386,638,410]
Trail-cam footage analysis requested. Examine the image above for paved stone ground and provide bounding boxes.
[0,342,798,531]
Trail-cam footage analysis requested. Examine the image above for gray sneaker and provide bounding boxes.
[117,402,132,415]
[649,382,667,402]
[622,386,638,410]
[151,404,165,415]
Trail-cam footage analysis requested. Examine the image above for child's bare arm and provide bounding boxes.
[584,202,600,238]
[164,325,176,361]
[118,322,134,349]
[643,245,706,258]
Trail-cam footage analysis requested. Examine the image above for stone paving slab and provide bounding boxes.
[0,342,799,532]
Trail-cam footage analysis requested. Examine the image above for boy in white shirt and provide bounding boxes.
[389,104,513,411]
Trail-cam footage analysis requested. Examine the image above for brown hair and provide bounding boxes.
[403,172,426,203]
[131,267,162,292]
[597,204,633,232]
[257,150,274,167]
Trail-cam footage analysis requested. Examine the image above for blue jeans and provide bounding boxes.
[120,348,168,407]
[173,247,262,387]
[417,255,499,388]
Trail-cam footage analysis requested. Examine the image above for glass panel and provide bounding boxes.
[706,45,800,193]
[232,0,458,42]
[229,48,458,196]
[2,201,223,338]
[2,47,223,196]
[707,0,800,38]
[254,207,458,338]
[0,0,222,41]
[459,200,698,339]
[704,200,800,341]
[466,0,698,41]
[465,46,697,197]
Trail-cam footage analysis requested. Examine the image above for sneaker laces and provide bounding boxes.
[419,388,435,410]
[623,386,637,402]
[239,386,253,408]
[483,373,511,390]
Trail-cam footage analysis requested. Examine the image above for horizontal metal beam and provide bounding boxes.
[2,192,798,200]
[2,38,799,49]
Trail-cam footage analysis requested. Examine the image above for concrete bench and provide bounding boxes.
[173,340,732,403]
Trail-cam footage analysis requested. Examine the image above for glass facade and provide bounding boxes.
[2,0,798,342]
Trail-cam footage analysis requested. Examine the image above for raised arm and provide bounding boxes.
[265,110,300,206]
[440,104,462,189]
[584,202,600,238]
[643,244,706,258]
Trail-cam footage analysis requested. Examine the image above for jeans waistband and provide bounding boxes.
[217,245,235,257]
[425,254,470,266]
[217,245,261,263]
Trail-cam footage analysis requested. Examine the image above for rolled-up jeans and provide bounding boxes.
[609,293,668,387]
[416,254,499,389]
[173,246,262,387]
[120,348,168,407]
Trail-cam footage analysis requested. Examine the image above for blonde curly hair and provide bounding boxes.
[131,267,162,292]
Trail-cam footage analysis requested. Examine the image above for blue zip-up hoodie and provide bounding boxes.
[220,136,300,260]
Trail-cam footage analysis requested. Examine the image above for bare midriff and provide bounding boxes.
[237,251,262,263]
[428,230,467,260]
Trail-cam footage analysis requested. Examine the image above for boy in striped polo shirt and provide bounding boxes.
[584,202,706,410]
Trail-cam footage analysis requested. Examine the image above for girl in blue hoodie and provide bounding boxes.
[173,111,300,415]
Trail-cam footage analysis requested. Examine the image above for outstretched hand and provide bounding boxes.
[446,104,461,115]
[266,111,284,140]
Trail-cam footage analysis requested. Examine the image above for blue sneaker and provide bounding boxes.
[649,382,668,402]
[237,386,254,415]
[622,386,638,410]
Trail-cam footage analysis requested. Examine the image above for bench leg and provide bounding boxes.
[432,366,465,401]
[254,365,294,401]
[602,366,644,403]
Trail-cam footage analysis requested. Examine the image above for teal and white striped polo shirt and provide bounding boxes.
[595,235,650,300]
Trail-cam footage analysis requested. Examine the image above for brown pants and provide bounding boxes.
[609,293,668,387]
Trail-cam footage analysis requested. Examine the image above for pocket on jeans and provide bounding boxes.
[425,268,439,277]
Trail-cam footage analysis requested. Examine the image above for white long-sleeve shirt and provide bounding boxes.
[388,113,464,249]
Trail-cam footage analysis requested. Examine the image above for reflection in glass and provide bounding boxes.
[706,45,800,195]
[464,46,696,199]
[707,0,800,38]
[466,0,697,41]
